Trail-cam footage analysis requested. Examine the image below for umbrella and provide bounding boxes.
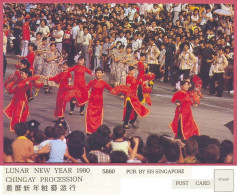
[213,9,232,16]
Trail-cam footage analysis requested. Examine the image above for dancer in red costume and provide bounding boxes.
[4,69,42,132]
[137,53,155,105]
[44,61,72,121]
[86,68,112,134]
[17,43,37,74]
[111,66,150,129]
[67,56,93,116]
[4,59,31,91]
[169,80,200,140]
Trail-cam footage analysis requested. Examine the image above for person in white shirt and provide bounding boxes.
[76,22,84,53]
[128,4,137,22]
[115,30,127,48]
[124,3,131,17]
[52,23,64,53]
[200,5,213,32]
[82,27,92,68]
[36,19,50,37]
[132,33,142,51]
[71,21,79,45]
[172,4,181,25]
[209,47,228,97]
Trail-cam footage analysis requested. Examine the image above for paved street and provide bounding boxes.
[3,54,234,143]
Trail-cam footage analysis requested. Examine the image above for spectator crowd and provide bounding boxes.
[3,3,234,95]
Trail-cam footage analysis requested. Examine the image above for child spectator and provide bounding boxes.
[26,119,41,142]
[96,124,112,147]
[33,130,45,154]
[158,43,166,81]
[94,39,102,69]
[145,134,164,163]
[106,125,131,156]
[88,133,110,163]
[219,139,233,163]
[47,125,67,163]
[110,151,128,163]
[39,126,54,148]
[12,122,34,162]
[67,140,89,163]
[102,36,111,71]
[183,136,199,163]
[202,144,220,163]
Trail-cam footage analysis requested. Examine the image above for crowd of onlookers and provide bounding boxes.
[4,120,233,163]
[3,3,234,96]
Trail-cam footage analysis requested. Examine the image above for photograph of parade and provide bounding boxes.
[3,3,234,164]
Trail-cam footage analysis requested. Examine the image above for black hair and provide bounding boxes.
[28,42,37,51]
[87,133,105,151]
[140,52,146,57]
[68,142,85,159]
[185,137,199,156]
[41,19,47,25]
[87,153,98,163]
[33,130,45,145]
[50,37,55,42]
[4,137,13,156]
[67,130,85,143]
[110,151,128,163]
[219,140,233,162]
[50,43,56,47]
[203,144,220,163]
[128,66,135,71]
[96,124,111,138]
[14,122,29,137]
[146,134,160,151]
[113,125,125,139]
[95,67,103,73]
[164,142,180,162]
[44,126,54,139]
[180,80,189,86]
[197,135,212,150]
[36,32,42,36]
[126,45,132,50]
[146,144,164,163]
[78,56,85,61]
[130,136,144,155]
[119,44,125,49]
[63,61,69,66]
[149,37,155,42]
[20,68,32,77]
[42,37,48,41]
[20,59,31,69]
[52,125,65,139]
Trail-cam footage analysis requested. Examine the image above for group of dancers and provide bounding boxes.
[4,53,203,140]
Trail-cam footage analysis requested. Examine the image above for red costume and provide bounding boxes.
[111,75,150,121]
[169,91,200,140]
[137,61,155,106]
[22,22,30,41]
[4,66,22,90]
[86,79,112,134]
[23,51,35,72]
[65,65,92,106]
[4,76,41,132]
[48,71,72,118]
[137,61,145,81]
